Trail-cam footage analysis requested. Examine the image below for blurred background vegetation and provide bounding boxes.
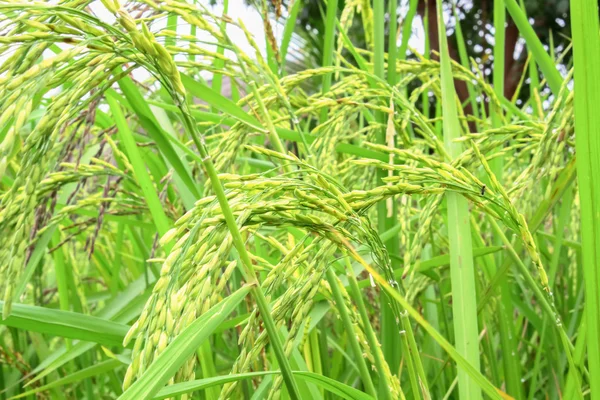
[245,0,575,108]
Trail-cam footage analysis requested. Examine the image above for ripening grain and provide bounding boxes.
[0,0,594,399]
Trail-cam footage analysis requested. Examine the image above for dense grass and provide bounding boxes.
[0,0,598,399]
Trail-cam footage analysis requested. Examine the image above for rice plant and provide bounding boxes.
[0,0,597,399]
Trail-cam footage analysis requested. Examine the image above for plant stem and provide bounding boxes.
[319,0,339,123]
[570,0,600,397]
[435,1,481,398]
[325,268,377,397]
[487,216,583,394]
[342,238,503,400]
[345,259,393,400]
[504,0,563,95]
[177,103,301,400]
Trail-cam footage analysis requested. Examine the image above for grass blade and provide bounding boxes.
[325,268,377,397]
[11,359,122,399]
[153,371,374,400]
[341,240,507,400]
[280,0,303,72]
[570,0,600,397]
[319,0,339,123]
[436,1,481,398]
[118,285,253,400]
[504,0,563,95]
[0,302,128,346]
[106,94,171,238]
[117,78,199,206]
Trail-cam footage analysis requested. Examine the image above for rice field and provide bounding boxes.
[0,0,598,399]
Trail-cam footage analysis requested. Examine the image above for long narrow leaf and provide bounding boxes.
[436,1,481,398]
[570,0,600,397]
[153,371,373,400]
[106,94,171,238]
[0,302,128,347]
[118,285,253,400]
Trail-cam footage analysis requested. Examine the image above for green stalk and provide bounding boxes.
[176,104,301,400]
[308,329,322,376]
[319,0,339,123]
[504,0,563,95]
[372,0,400,372]
[399,322,422,400]
[401,311,430,398]
[519,0,543,117]
[250,82,291,164]
[373,0,385,80]
[317,320,330,400]
[493,0,505,116]
[164,14,177,47]
[387,0,398,85]
[398,0,418,140]
[486,253,523,397]
[280,0,303,72]
[526,321,548,400]
[470,159,574,314]
[106,95,171,239]
[398,0,418,61]
[570,0,600,397]
[343,241,503,399]
[211,0,229,98]
[197,343,218,400]
[324,268,377,397]
[452,2,480,122]
[345,259,392,400]
[421,1,430,120]
[549,187,574,287]
[250,85,317,394]
[435,1,481,399]
[51,235,71,349]
[471,220,521,397]
[491,3,523,397]
[565,314,588,399]
[486,216,583,396]
[422,285,445,397]
[492,0,505,140]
